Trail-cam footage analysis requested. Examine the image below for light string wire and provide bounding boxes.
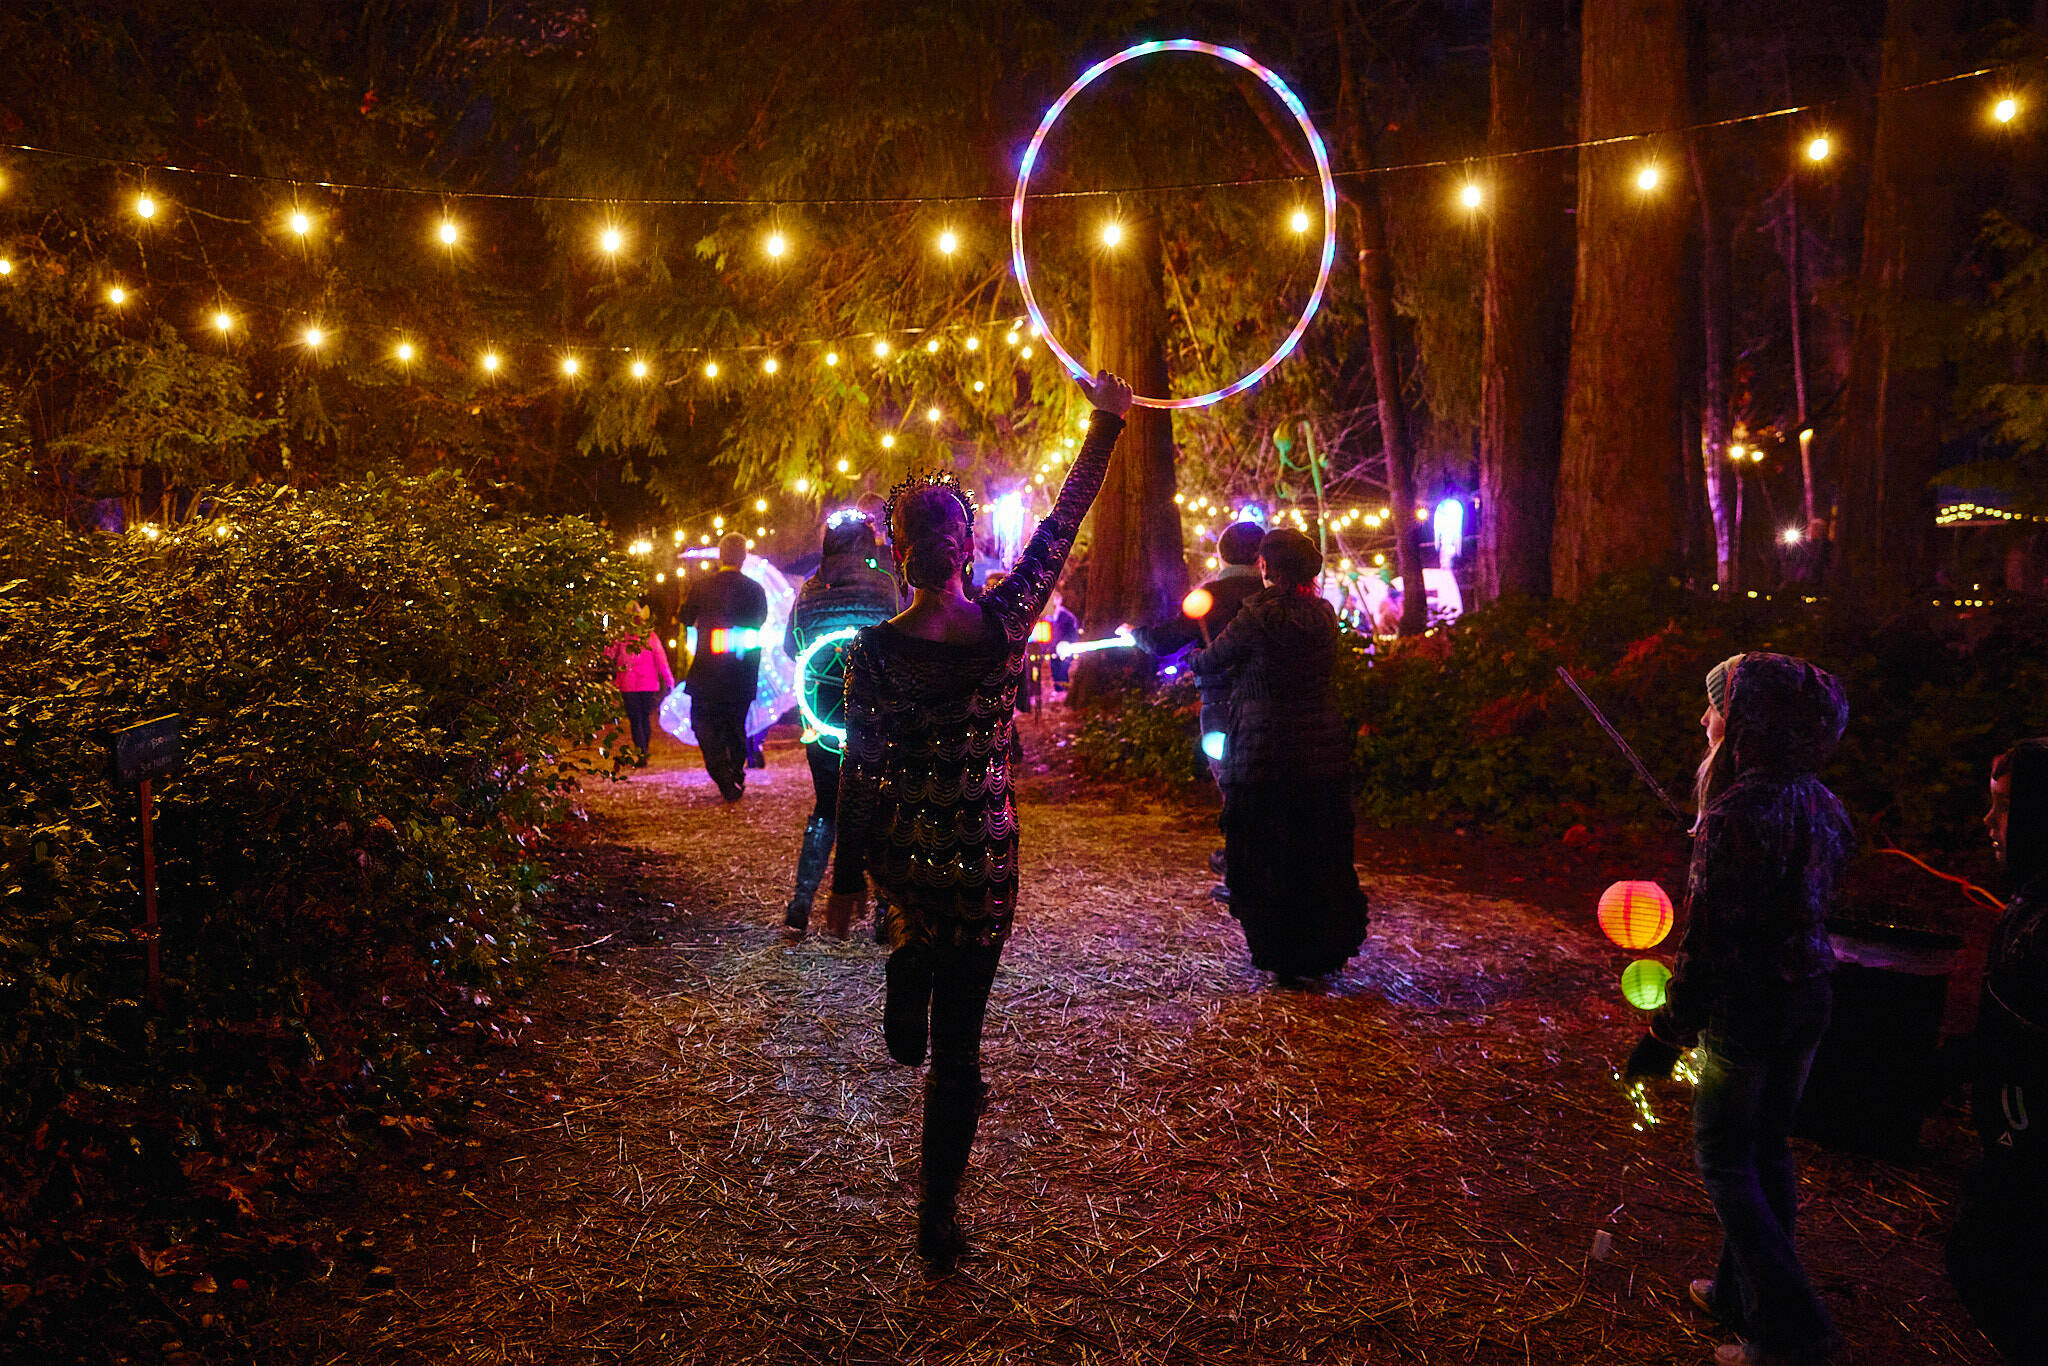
[0,55,2037,208]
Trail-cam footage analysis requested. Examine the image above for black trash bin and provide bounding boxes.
[1795,918,1961,1155]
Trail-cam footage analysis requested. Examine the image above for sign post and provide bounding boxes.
[110,715,180,1007]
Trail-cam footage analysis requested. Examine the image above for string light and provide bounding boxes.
[880,433,896,449]
[837,458,851,472]
[1781,526,1803,545]
[1636,164,1661,192]
[763,356,780,375]
[1459,182,1483,209]
[0,259,10,276]
[134,193,156,220]
[1005,330,1020,346]
[1290,207,1311,233]
[925,405,941,423]
[964,335,980,351]
[438,218,459,246]
[1994,96,2019,123]
[825,350,840,366]
[754,498,769,512]
[926,338,940,353]
[630,358,648,378]
[301,325,325,348]
[1729,443,1746,461]
[106,285,127,305]
[599,226,624,254]
[938,229,959,255]
[765,230,788,258]
[394,340,415,363]
[872,339,890,359]
[972,379,986,392]
[794,477,810,494]
[481,350,501,373]
[289,210,311,236]
[560,355,581,377]
[1020,345,1033,359]
[1806,135,1831,162]
[1100,220,1123,247]
[704,359,720,379]
[212,310,233,333]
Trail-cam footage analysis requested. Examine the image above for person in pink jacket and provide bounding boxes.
[605,596,676,766]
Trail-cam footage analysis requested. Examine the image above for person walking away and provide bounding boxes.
[605,596,675,767]
[1136,519,1266,895]
[1190,528,1369,983]
[1626,652,1854,1366]
[780,511,898,939]
[824,369,1134,1274]
[1043,589,1081,690]
[1947,739,2048,1365]
[679,533,768,801]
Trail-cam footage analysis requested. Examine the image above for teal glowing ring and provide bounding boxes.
[1010,40,1337,410]
[793,626,862,749]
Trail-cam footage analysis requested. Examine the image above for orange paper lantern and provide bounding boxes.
[1597,880,1674,950]
[1182,587,1215,620]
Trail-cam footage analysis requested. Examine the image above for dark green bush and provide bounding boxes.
[1071,673,1209,792]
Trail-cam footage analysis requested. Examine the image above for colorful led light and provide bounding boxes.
[792,626,862,750]
[1011,40,1337,410]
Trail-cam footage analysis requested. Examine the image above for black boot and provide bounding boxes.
[883,946,933,1065]
[871,890,893,945]
[783,817,835,938]
[917,1075,985,1275]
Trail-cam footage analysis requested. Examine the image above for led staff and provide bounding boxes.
[1055,624,1137,659]
[1010,39,1338,408]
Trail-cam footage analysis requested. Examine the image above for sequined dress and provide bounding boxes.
[831,410,1125,949]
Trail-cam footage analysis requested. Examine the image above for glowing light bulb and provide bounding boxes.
[1100,220,1123,247]
[765,231,787,258]
[926,406,941,423]
[1806,136,1831,162]
[973,380,986,393]
[713,516,725,530]
[135,194,157,220]
[438,219,459,245]
[1636,164,1661,192]
[754,498,769,513]
[599,226,623,254]
[704,360,720,379]
[873,339,890,359]
[1459,182,1483,209]
[825,351,840,366]
[630,359,648,379]
[482,351,501,373]
[107,286,127,305]
[837,458,851,473]
[926,338,940,353]
[964,335,980,352]
[1290,208,1311,233]
[1994,97,2018,123]
[1005,330,1020,346]
[763,356,780,375]
[302,326,325,348]
[1020,345,1034,359]
[395,341,415,363]
[794,477,810,494]
[289,210,311,236]
[0,259,11,276]
[213,310,233,332]
[1781,526,1803,545]
[938,229,959,255]
[561,356,581,377]
[881,434,896,449]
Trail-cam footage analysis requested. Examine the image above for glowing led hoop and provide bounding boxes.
[793,626,862,750]
[1011,40,1338,410]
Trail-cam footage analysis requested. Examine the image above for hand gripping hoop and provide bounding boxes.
[1009,40,1339,410]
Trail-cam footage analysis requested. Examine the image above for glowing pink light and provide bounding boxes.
[1010,40,1337,410]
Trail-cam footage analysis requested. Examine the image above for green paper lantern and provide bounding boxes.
[1621,959,1672,1012]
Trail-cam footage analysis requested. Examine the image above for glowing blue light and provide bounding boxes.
[1434,498,1466,567]
[991,490,1029,565]
[1201,731,1227,762]
[1233,504,1268,527]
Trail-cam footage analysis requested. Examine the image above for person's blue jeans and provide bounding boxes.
[1694,976,1834,1360]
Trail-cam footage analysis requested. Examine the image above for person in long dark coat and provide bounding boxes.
[1627,652,1854,1366]
[1947,738,2048,1365]
[678,533,768,802]
[1191,528,1369,982]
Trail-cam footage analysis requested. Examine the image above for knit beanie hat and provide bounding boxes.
[1705,654,1746,716]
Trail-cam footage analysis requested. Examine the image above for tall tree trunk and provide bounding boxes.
[1691,141,1741,586]
[1553,0,1690,599]
[1477,0,1576,604]
[1336,13,1429,635]
[1076,206,1184,698]
[1832,0,1966,605]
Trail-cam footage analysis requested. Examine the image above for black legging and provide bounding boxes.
[807,744,841,821]
[925,941,1002,1090]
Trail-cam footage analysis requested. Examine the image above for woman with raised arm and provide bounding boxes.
[823,369,1133,1274]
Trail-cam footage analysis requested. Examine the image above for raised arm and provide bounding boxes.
[983,371,1134,643]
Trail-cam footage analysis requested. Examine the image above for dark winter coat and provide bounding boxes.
[679,567,769,699]
[1652,653,1855,1052]
[1974,738,2048,1172]
[1191,584,1349,787]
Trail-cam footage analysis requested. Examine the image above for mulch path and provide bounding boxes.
[263,718,1997,1365]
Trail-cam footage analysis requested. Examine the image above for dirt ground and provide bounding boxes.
[264,718,1999,1365]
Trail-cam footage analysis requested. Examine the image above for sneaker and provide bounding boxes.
[1689,1279,1717,1315]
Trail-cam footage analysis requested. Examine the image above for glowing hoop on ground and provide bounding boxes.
[1010,40,1338,410]
[793,626,862,750]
